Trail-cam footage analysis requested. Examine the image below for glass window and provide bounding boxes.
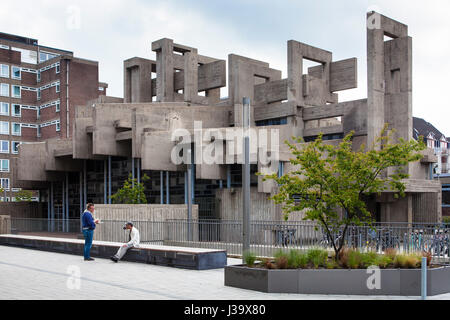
[0,178,9,190]
[56,121,60,132]
[12,104,21,117]
[0,159,9,172]
[0,140,9,153]
[37,126,41,137]
[37,71,41,82]
[39,51,57,63]
[0,64,9,78]
[0,83,9,97]
[12,66,21,79]
[56,102,60,112]
[0,121,9,134]
[12,122,21,136]
[12,85,21,98]
[56,84,60,93]
[0,102,9,116]
[37,88,41,100]
[12,141,20,154]
[56,64,60,73]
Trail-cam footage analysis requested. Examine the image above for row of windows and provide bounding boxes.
[0,120,60,136]
[0,102,60,119]
[0,140,21,154]
[0,64,21,80]
[0,83,22,98]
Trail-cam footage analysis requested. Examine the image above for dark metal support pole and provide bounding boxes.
[83,160,87,206]
[62,180,65,233]
[104,159,107,204]
[131,157,135,188]
[187,149,192,241]
[79,171,82,232]
[242,97,251,261]
[160,171,164,204]
[66,172,69,232]
[108,156,112,204]
[227,165,231,189]
[47,188,50,231]
[137,158,141,184]
[50,181,54,232]
[184,172,188,204]
[166,171,170,204]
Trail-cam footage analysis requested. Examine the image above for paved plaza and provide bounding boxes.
[0,245,449,300]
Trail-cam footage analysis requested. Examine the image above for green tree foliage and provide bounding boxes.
[110,173,150,204]
[261,125,426,260]
[15,190,33,202]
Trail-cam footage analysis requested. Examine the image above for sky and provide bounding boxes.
[0,0,449,135]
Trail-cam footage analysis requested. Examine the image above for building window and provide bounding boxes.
[37,88,41,100]
[12,66,21,80]
[12,104,21,117]
[56,64,60,74]
[0,140,9,153]
[37,71,41,82]
[0,121,9,135]
[56,102,60,112]
[56,121,60,132]
[0,178,9,190]
[12,122,21,136]
[12,141,20,154]
[39,51,57,63]
[0,83,9,97]
[37,108,40,119]
[12,85,21,98]
[56,84,60,93]
[0,159,9,172]
[37,126,41,138]
[0,64,9,78]
[0,102,9,116]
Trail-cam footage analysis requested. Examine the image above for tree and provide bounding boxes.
[110,173,150,204]
[261,125,426,260]
[15,190,33,202]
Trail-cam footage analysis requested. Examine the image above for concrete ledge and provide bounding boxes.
[0,235,227,270]
[224,265,450,296]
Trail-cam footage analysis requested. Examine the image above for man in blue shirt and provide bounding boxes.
[81,203,99,261]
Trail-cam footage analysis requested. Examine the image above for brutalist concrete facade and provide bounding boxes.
[13,12,442,223]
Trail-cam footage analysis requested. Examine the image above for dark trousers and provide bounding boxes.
[82,229,94,259]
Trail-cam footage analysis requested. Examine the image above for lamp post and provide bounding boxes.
[242,97,251,262]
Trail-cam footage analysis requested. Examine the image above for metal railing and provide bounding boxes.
[4,218,450,263]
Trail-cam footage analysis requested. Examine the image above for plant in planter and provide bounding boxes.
[243,251,257,267]
[260,125,426,261]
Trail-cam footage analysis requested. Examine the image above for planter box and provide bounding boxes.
[224,265,450,296]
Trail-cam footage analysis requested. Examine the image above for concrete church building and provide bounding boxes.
[13,12,442,224]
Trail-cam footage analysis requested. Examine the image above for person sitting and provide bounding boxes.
[110,221,140,263]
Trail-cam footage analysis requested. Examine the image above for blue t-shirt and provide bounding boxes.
[81,211,96,230]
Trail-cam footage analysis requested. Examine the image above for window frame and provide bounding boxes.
[12,85,21,98]
[0,121,9,135]
[0,140,9,154]
[0,159,10,172]
[11,141,21,154]
[0,177,9,190]
[0,64,9,78]
[0,83,9,97]
[0,102,9,116]
[12,104,21,117]
[11,66,21,80]
[11,122,21,136]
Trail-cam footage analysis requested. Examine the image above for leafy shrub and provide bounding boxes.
[384,248,397,260]
[274,250,289,269]
[287,250,309,269]
[394,254,408,268]
[326,260,339,269]
[307,248,328,268]
[405,253,421,269]
[262,258,275,269]
[361,251,379,268]
[376,255,393,269]
[243,251,257,267]
[347,250,363,269]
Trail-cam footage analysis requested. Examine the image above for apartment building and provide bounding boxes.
[0,32,107,201]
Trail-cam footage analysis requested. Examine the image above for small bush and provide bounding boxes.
[307,248,328,268]
[274,250,289,269]
[361,251,379,268]
[384,248,397,260]
[287,250,308,269]
[376,255,393,269]
[405,253,421,269]
[394,254,408,268]
[347,250,363,269]
[326,260,339,269]
[262,258,275,269]
[243,251,257,267]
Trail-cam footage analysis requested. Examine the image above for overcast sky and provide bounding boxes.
[1,0,449,135]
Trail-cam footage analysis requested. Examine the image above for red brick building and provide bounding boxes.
[0,32,107,200]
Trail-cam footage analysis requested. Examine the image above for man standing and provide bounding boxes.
[110,222,140,262]
[81,203,99,261]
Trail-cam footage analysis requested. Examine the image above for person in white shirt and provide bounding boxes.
[110,221,140,262]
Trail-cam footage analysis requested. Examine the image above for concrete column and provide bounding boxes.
[137,158,141,185]
[154,39,174,102]
[184,51,198,102]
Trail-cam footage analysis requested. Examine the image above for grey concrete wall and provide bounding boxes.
[0,215,11,234]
